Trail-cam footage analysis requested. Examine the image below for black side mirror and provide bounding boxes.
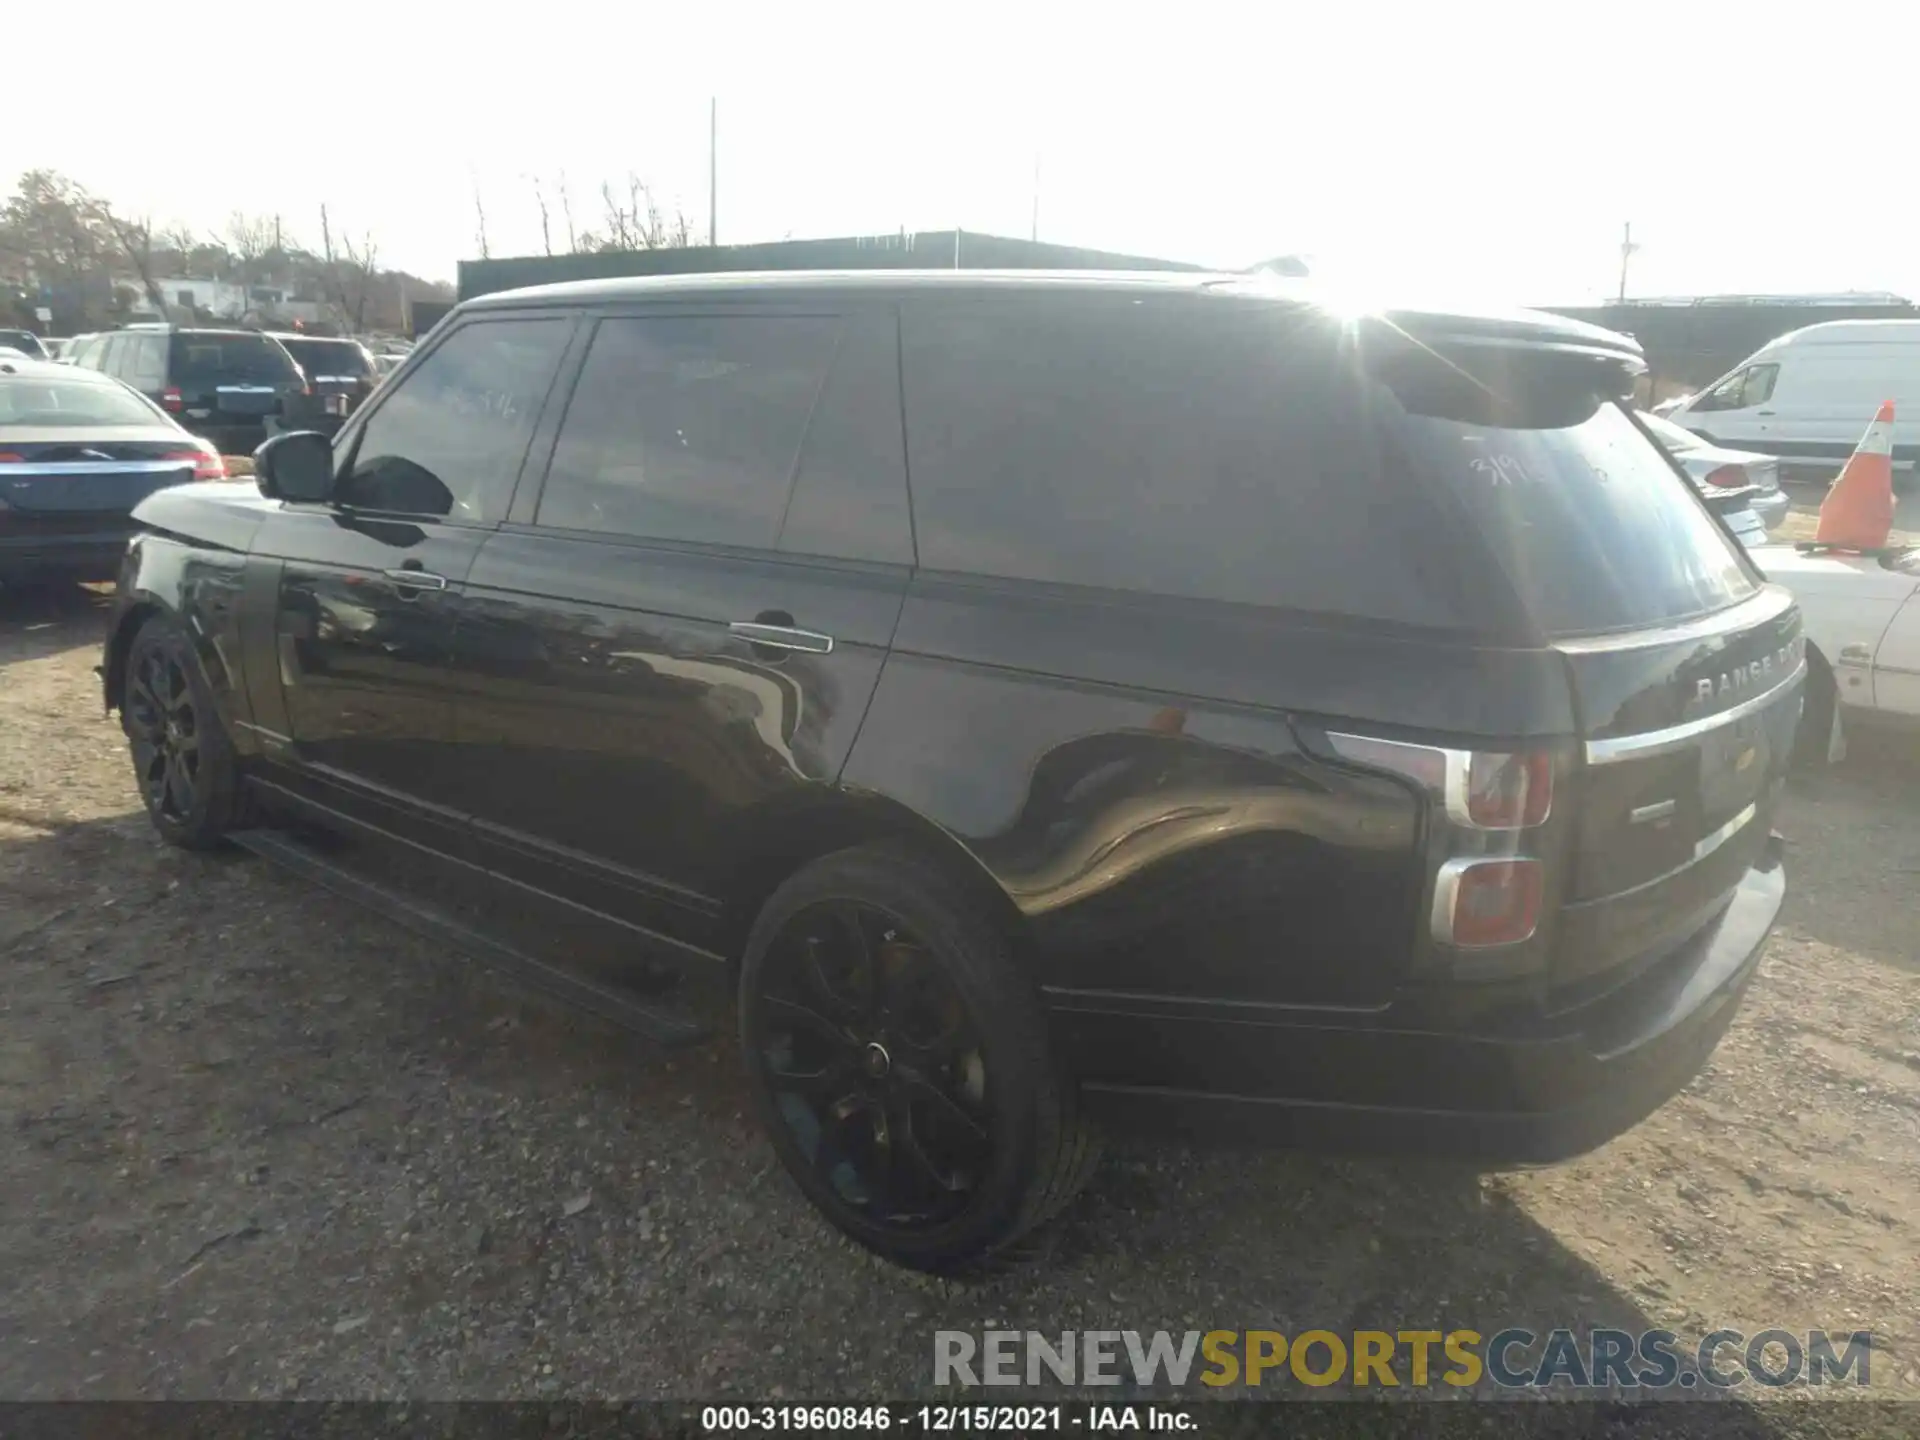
[254,430,335,503]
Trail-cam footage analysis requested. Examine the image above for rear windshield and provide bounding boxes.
[1379,347,1757,636]
[0,375,162,427]
[168,333,299,385]
[282,338,373,379]
[0,330,49,359]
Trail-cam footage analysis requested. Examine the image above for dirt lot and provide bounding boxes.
[2,533,1918,1421]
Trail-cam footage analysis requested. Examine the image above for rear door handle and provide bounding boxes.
[729,620,834,655]
[383,568,448,591]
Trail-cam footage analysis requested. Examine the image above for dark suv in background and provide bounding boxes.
[270,332,379,435]
[70,326,305,453]
[103,271,1799,1273]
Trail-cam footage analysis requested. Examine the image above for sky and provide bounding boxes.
[10,2,1917,304]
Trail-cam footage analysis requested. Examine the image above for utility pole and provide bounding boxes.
[1617,221,1639,303]
[708,97,718,247]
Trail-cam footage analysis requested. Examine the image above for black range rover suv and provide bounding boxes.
[101,271,1799,1272]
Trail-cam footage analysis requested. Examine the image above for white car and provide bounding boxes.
[1755,543,1920,763]
[1639,410,1790,542]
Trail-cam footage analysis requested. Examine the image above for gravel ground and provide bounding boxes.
[2,517,1918,1425]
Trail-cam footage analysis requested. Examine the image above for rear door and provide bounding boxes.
[448,302,912,963]
[248,314,574,851]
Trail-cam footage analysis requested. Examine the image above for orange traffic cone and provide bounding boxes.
[1813,401,1897,550]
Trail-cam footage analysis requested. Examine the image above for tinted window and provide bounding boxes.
[339,318,569,521]
[0,330,48,359]
[168,333,301,386]
[538,314,839,548]
[1381,347,1755,636]
[282,338,373,379]
[774,309,914,566]
[901,301,1463,624]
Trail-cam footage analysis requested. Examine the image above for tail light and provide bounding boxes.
[1703,464,1749,489]
[0,452,25,463]
[1327,733,1557,952]
[1457,751,1553,828]
[1433,859,1543,947]
[160,386,183,413]
[161,448,228,482]
[1328,736,1554,832]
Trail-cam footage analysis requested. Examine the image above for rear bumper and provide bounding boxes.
[1065,838,1784,1165]
[1750,488,1790,532]
[0,528,133,579]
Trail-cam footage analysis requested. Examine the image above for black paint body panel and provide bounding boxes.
[97,273,1795,1167]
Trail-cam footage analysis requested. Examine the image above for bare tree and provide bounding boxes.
[472,187,491,260]
[530,176,553,256]
[93,203,171,318]
[589,173,698,253]
[319,204,380,333]
[224,211,279,283]
[558,171,579,253]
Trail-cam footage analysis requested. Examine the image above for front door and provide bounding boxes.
[447,305,914,967]
[250,313,576,851]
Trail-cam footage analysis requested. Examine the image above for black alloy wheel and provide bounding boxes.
[121,614,250,849]
[125,642,202,822]
[739,846,1099,1273]
[754,900,993,1229]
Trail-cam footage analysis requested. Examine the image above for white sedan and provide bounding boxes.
[1755,544,1920,763]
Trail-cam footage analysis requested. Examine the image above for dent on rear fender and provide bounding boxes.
[842,655,1422,1008]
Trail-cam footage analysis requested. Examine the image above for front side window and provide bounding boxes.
[338,317,569,521]
[1691,362,1778,413]
[537,314,840,548]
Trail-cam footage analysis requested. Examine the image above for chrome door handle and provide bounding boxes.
[729,621,834,655]
[383,568,447,590]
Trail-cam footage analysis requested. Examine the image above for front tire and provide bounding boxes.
[121,614,250,849]
[738,846,1098,1273]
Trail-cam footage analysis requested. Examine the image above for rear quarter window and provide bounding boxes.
[899,299,1479,629]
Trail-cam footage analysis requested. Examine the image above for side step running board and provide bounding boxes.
[227,828,709,1048]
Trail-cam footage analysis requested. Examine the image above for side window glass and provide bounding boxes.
[901,302,1457,624]
[97,335,124,379]
[126,335,166,391]
[537,314,840,548]
[338,318,569,522]
[1694,365,1772,413]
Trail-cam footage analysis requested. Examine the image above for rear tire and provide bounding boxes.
[121,614,251,849]
[738,846,1098,1274]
